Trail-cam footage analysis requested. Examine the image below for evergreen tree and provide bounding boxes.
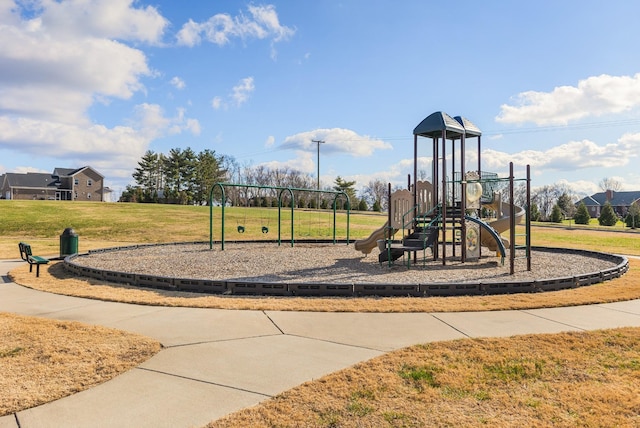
[598,202,618,226]
[333,176,356,210]
[163,147,197,204]
[119,185,144,202]
[550,204,564,223]
[530,203,541,222]
[573,202,591,225]
[625,202,640,229]
[556,192,576,218]
[132,150,163,202]
[194,149,225,205]
[181,147,198,205]
[372,200,381,212]
[358,198,368,211]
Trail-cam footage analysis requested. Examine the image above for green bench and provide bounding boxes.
[18,242,49,277]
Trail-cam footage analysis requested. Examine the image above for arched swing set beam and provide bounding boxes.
[209,183,350,250]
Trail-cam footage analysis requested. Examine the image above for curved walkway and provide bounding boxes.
[2,258,640,428]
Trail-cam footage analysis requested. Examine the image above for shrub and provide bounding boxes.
[625,203,640,228]
[598,202,618,226]
[574,202,591,225]
[550,204,563,223]
[530,203,541,222]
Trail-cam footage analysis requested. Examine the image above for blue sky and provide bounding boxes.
[2,0,640,199]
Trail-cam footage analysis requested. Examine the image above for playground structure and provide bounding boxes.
[355,111,531,274]
[208,182,351,250]
[64,111,634,297]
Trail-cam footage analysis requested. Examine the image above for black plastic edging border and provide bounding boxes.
[63,244,630,298]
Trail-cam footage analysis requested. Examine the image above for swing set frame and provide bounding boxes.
[209,182,351,250]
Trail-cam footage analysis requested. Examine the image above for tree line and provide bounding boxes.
[516,177,639,228]
[121,150,638,226]
[120,148,390,211]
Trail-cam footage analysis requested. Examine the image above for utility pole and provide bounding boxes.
[312,139,325,208]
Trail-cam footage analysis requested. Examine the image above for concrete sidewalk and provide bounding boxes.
[2,258,640,427]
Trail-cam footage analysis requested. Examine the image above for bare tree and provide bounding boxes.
[531,183,571,221]
[362,179,389,211]
[512,182,528,208]
[599,177,623,192]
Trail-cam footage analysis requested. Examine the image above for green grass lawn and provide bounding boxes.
[2,200,639,257]
[0,200,387,256]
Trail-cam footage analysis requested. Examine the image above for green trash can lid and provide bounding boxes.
[61,227,77,236]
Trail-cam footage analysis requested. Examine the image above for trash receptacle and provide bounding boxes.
[60,227,79,257]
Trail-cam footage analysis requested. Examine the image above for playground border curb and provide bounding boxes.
[63,242,629,298]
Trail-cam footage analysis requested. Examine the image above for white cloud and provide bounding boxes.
[211,77,255,109]
[265,135,275,148]
[211,96,223,110]
[0,115,147,159]
[548,179,600,198]
[279,128,393,157]
[0,2,154,126]
[483,136,639,173]
[231,77,255,106]
[170,76,186,89]
[496,73,640,126]
[0,102,199,184]
[133,104,201,139]
[176,4,295,58]
[259,151,316,174]
[0,1,201,186]
[9,166,49,174]
[37,0,168,43]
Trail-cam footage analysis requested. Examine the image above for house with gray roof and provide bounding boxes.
[576,190,640,218]
[0,166,105,201]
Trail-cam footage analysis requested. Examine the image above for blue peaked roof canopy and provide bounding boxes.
[454,116,481,137]
[413,111,481,139]
[413,111,464,139]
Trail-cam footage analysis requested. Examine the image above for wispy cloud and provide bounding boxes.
[482,135,640,171]
[231,77,255,106]
[176,4,295,59]
[211,77,255,109]
[170,76,186,89]
[279,128,393,157]
[496,73,640,125]
[31,0,168,44]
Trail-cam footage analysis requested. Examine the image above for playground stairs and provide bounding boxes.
[378,226,439,265]
[413,202,464,239]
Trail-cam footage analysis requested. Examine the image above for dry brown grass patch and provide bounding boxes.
[0,313,161,416]
[9,258,640,313]
[210,328,640,427]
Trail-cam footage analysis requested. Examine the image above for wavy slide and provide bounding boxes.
[480,201,526,252]
[354,221,397,255]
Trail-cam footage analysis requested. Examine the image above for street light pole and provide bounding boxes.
[312,139,325,208]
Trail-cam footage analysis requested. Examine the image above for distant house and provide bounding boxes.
[0,166,105,201]
[576,190,640,218]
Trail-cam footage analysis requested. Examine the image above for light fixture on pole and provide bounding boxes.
[312,139,325,208]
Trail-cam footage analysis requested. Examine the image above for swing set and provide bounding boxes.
[208,182,351,250]
[235,188,273,234]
